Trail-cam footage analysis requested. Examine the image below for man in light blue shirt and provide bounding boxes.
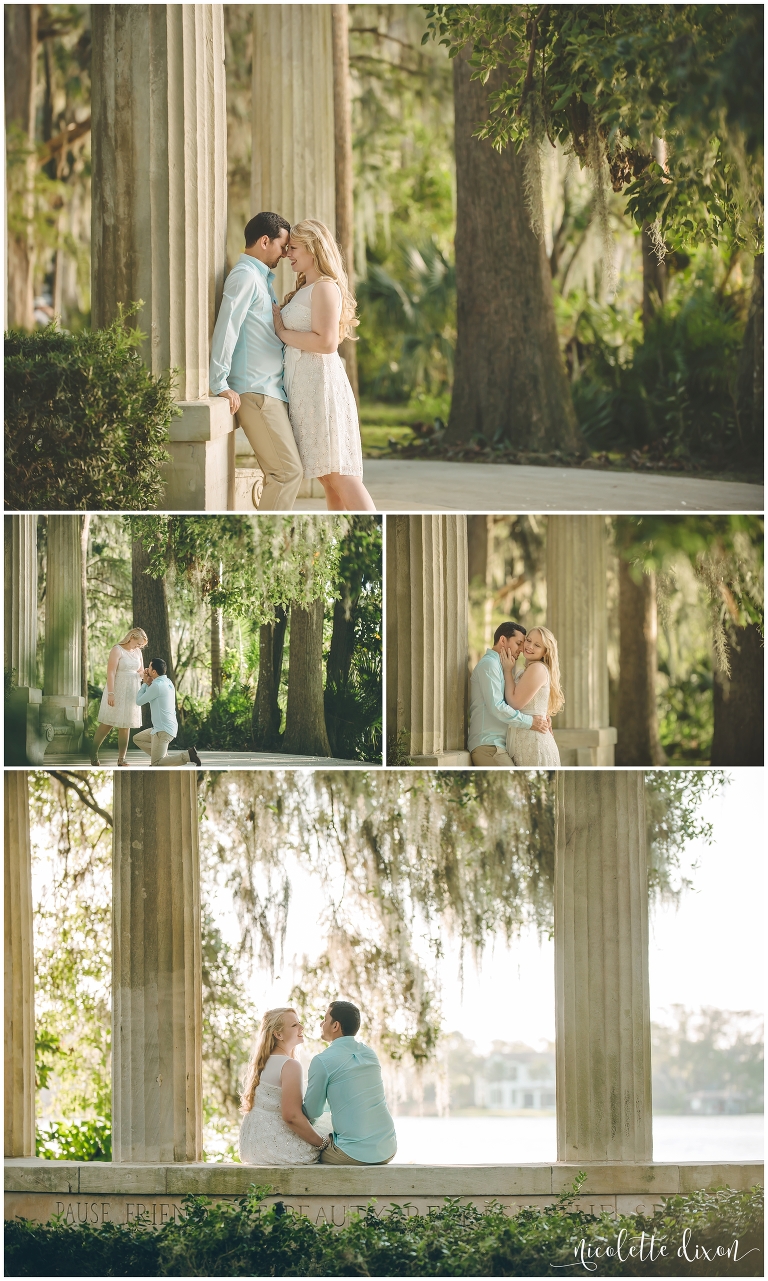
[134,659,201,768]
[303,1001,397,1166]
[469,622,550,766]
[209,211,304,510]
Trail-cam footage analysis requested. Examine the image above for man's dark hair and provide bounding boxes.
[244,211,291,247]
[328,1000,361,1037]
[149,658,167,676]
[493,621,526,645]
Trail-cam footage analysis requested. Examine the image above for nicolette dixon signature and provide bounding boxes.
[555,1227,759,1273]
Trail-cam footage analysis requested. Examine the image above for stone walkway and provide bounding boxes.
[293,460,763,512]
[41,747,366,769]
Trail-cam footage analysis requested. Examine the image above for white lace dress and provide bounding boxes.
[280,282,364,479]
[239,1055,322,1166]
[96,645,143,729]
[506,667,561,766]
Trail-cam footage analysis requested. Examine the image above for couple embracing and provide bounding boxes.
[210,211,375,513]
[469,622,563,766]
[239,1001,396,1168]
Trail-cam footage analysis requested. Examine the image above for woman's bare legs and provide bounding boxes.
[318,476,347,511]
[319,474,376,512]
[117,727,130,764]
[91,722,112,763]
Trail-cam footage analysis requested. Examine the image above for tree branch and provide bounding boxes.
[47,771,113,827]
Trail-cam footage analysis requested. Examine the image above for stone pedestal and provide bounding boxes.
[4,515,46,764]
[555,772,653,1163]
[91,5,233,511]
[547,516,616,765]
[387,516,471,765]
[41,516,84,754]
[112,775,203,1163]
[4,774,35,1158]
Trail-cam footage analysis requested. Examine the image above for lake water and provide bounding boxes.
[390,1114,764,1164]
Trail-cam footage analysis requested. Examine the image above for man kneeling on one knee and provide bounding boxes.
[134,659,201,768]
[468,621,550,766]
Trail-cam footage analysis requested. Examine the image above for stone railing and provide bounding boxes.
[5,1160,763,1230]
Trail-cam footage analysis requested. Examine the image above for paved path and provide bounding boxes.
[42,748,365,769]
[294,460,763,512]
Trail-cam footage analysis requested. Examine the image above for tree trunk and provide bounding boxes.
[332,3,358,402]
[641,223,667,329]
[252,606,288,751]
[131,537,174,728]
[467,515,490,587]
[210,562,223,698]
[711,623,763,765]
[735,252,764,458]
[448,49,581,452]
[615,559,666,766]
[80,514,90,708]
[283,598,332,757]
[4,4,38,330]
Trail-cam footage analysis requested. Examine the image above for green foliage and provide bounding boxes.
[4,310,176,510]
[653,1007,764,1114]
[5,1184,764,1276]
[325,663,383,763]
[569,279,753,460]
[175,678,256,754]
[658,660,715,764]
[36,1118,111,1162]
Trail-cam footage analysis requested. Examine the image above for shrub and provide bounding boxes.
[5,308,177,510]
[4,1182,763,1277]
[35,1119,111,1162]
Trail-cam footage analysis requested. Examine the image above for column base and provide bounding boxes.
[4,688,52,766]
[40,695,85,755]
[553,727,617,766]
[161,399,235,511]
[411,750,472,767]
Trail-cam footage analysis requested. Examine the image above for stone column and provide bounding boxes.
[112,774,203,1162]
[547,515,617,765]
[41,516,84,754]
[555,772,653,1163]
[4,516,48,764]
[91,4,233,511]
[239,3,335,498]
[386,516,470,765]
[4,773,35,1157]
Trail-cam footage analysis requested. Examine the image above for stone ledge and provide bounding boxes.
[411,751,473,767]
[6,1160,763,1197]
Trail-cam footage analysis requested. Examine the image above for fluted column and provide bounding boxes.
[547,515,616,765]
[4,773,35,1157]
[41,516,84,753]
[555,772,653,1163]
[91,5,233,510]
[386,516,470,765]
[4,515,38,689]
[112,774,203,1162]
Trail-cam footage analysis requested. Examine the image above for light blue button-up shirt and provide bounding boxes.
[468,648,533,751]
[136,675,178,738]
[304,1037,397,1164]
[208,254,287,401]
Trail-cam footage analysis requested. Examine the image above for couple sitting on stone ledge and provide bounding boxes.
[239,1002,397,1167]
[468,621,563,767]
[210,211,376,513]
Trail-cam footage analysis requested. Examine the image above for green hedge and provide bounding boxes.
[5,309,177,511]
[5,1184,763,1277]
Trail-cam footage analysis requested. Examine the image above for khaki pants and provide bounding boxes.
[236,392,303,510]
[470,744,514,767]
[133,728,190,767]
[319,1137,395,1166]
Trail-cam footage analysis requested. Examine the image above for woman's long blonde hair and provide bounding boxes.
[240,1007,294,1114]
[283,219,359,343]
[526,627,565,716]
[116,627,148,648]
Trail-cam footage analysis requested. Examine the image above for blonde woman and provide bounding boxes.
[500,626,563,766]
[272,219,376,512]
[90,627,148,766]
[239,1008,330,1166]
